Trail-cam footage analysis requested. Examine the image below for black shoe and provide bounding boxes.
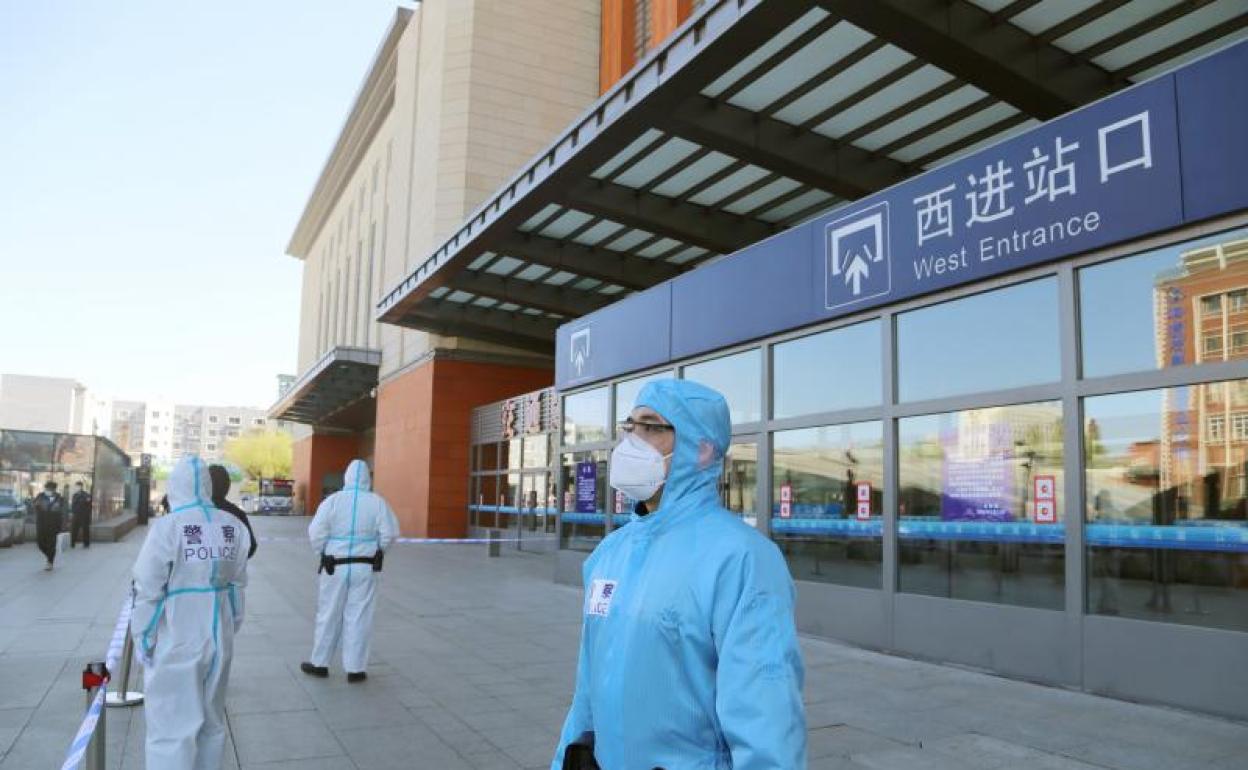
[347,672,367,683]
[300,662,328,677]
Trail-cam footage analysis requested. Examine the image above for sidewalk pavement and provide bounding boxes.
[0,516,1244,769]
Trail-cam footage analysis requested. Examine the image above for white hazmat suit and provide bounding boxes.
[131,456,250,770]
[308,459,398,674]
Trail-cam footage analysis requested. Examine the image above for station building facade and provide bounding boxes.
[279,0,1248,718]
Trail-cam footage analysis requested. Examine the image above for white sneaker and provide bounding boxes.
[44,563,52,571]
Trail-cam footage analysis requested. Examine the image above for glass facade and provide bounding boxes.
[1080,226,1248,378]
[898,403,1065,609]
[897,278,1060,402]
[563,387,609,445]
[719,441,758,528]
[773,321,881,418]
[468,390,558,549]
[682,349,762,424]
[1085,384,1248,632]
[0,430,130,521]
[772,422,883,588]
[558,224,1248,635]
[614,371,671,423]
[560,450,609,552]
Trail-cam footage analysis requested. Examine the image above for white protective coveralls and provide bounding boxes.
[308,459,399,673]
[131,456,250,770]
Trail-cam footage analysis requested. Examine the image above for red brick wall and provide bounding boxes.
[292,433,368,515]
[374,357,552,537]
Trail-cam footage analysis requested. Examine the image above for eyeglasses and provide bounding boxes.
[617,418,675,436]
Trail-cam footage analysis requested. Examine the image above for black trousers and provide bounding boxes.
[71,513,90,547]
[36,515,59,564]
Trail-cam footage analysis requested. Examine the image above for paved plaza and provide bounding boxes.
[0,516,1245,769]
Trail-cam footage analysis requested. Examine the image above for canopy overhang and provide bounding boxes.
[376,0,1248,347]
[269,347,381,431]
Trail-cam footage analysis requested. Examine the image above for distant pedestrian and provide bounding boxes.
[34,481,65,570]
[70,481,92,548]
[208,465,258,559]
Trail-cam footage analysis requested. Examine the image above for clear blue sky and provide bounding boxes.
[0,1,408,408]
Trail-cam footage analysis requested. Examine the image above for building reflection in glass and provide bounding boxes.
[771,422,884,589]
[898,402,1065,610]
[719,442,758,527]
[1085,382,1248,632]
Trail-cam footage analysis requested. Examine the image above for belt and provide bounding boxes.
[319,551,383,575]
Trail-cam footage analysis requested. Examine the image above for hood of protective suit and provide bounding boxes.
[208,464,231,502]
[344,459,372,492]
[167,456,213,510]
[633,379,730,512]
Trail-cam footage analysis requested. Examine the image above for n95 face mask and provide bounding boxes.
[609,432,671,502]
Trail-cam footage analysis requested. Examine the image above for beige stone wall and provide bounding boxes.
[378,0,600,376]
[297,0,600,382]
[296,114,395,374]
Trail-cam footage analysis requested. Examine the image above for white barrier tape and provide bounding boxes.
[258,535,559,545]
[62,597,132,770]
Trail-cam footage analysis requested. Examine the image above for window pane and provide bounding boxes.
[0,431,56,472]
[479,444,498,472]
[522,434,548,469]
[54,435,95,473]
[719,442,758,527]
[899,402,1065,609]
[563,388,609,446]
[897,279,1060,402]
[520,473,552,535]
[772,422,884,588]
[683,349,761,424]
[1085,382,1248,632]
[473,475,498,529]
[1080,226,1248,377]
[560,451,609,553]
[614,371,671,423]
[773,321,881,419]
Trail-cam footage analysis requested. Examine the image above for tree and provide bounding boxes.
[223,430,293,480]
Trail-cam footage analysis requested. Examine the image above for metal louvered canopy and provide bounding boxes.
[269,347,381,430]
[377,0,1248,351]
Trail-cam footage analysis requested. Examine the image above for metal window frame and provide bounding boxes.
[556,211,1248,636]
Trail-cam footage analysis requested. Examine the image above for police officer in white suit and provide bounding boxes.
[131,455,250,770]
[302,459,398,681]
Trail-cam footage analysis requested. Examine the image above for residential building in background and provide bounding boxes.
[108,399,281,466]
[172,404,273,464]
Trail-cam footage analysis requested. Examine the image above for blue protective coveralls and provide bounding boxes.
[308,459,399,673]
[553,380,807,770]
[131,456,250,770]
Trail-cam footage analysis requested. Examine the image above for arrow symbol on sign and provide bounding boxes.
[845,253,870,295]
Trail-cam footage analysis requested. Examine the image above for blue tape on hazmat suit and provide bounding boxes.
[130,456,250,770]
[552,379,807,770]
[308,459,399,673]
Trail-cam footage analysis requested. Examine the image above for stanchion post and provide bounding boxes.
[81,662,108,770]
[487,528,501,558]
[106,626,144,707]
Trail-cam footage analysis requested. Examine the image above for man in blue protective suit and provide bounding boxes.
[131,455,250,770]
[302,458,398,681]
[552,379,807,770]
